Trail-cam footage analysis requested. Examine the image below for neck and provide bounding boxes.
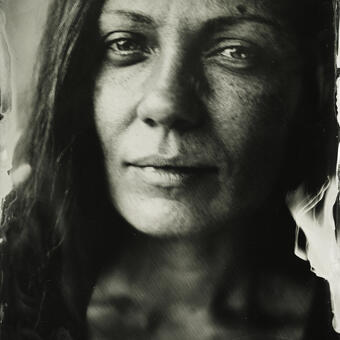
[136,228,240,269]
[116,225,251,303]
[89,214,315,340]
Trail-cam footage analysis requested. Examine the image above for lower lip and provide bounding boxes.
[128,166,216,187]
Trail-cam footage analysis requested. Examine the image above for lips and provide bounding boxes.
[125,156,217,187]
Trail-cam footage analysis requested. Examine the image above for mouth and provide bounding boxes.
[126,163,218,187]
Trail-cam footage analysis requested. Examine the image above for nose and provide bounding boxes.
[136,51,204,131]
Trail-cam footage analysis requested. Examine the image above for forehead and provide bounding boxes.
[100,0,298,29]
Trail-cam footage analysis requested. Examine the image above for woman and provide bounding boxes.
[0,0,338,339]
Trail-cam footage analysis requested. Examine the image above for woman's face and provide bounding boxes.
[94,0,302,236]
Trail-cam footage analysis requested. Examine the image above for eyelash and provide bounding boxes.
[105,34,259,69]
[105,35,154,65]
[219,46,254,60]
[206,40,259,69]
[110,38,150,54]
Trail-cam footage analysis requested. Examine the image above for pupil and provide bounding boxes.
[231,48,247,59]
[118,40,136,51]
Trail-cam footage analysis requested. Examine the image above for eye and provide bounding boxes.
[205,39,260,70]
[110,38,146,55]
[219,46,254,61]
[104,32,154,66]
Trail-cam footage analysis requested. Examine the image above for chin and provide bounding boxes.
[114,194,213,237]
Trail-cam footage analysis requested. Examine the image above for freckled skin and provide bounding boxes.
[94,0,302,236]
[88,1,315,339]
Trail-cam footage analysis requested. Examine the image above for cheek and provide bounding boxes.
[205,69,301,194]
[93,64,147,161]
[206,68,299,131]
[94,65,143,132]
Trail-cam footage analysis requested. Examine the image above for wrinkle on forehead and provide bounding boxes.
[101,0,291,26]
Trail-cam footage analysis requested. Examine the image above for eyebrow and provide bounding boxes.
[102,9,156,27]
[203,15,282,34]
[101,9,281,33]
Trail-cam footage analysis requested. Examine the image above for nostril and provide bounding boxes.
[144,118,157,127]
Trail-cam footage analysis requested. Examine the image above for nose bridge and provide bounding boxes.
[152,39,188,99]
[137,36,202,130]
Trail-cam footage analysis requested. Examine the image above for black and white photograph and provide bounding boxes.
[0,1,340,339]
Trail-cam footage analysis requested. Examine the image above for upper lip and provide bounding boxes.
[125,155,216,170]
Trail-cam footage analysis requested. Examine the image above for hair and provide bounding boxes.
[0,0,338,339]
